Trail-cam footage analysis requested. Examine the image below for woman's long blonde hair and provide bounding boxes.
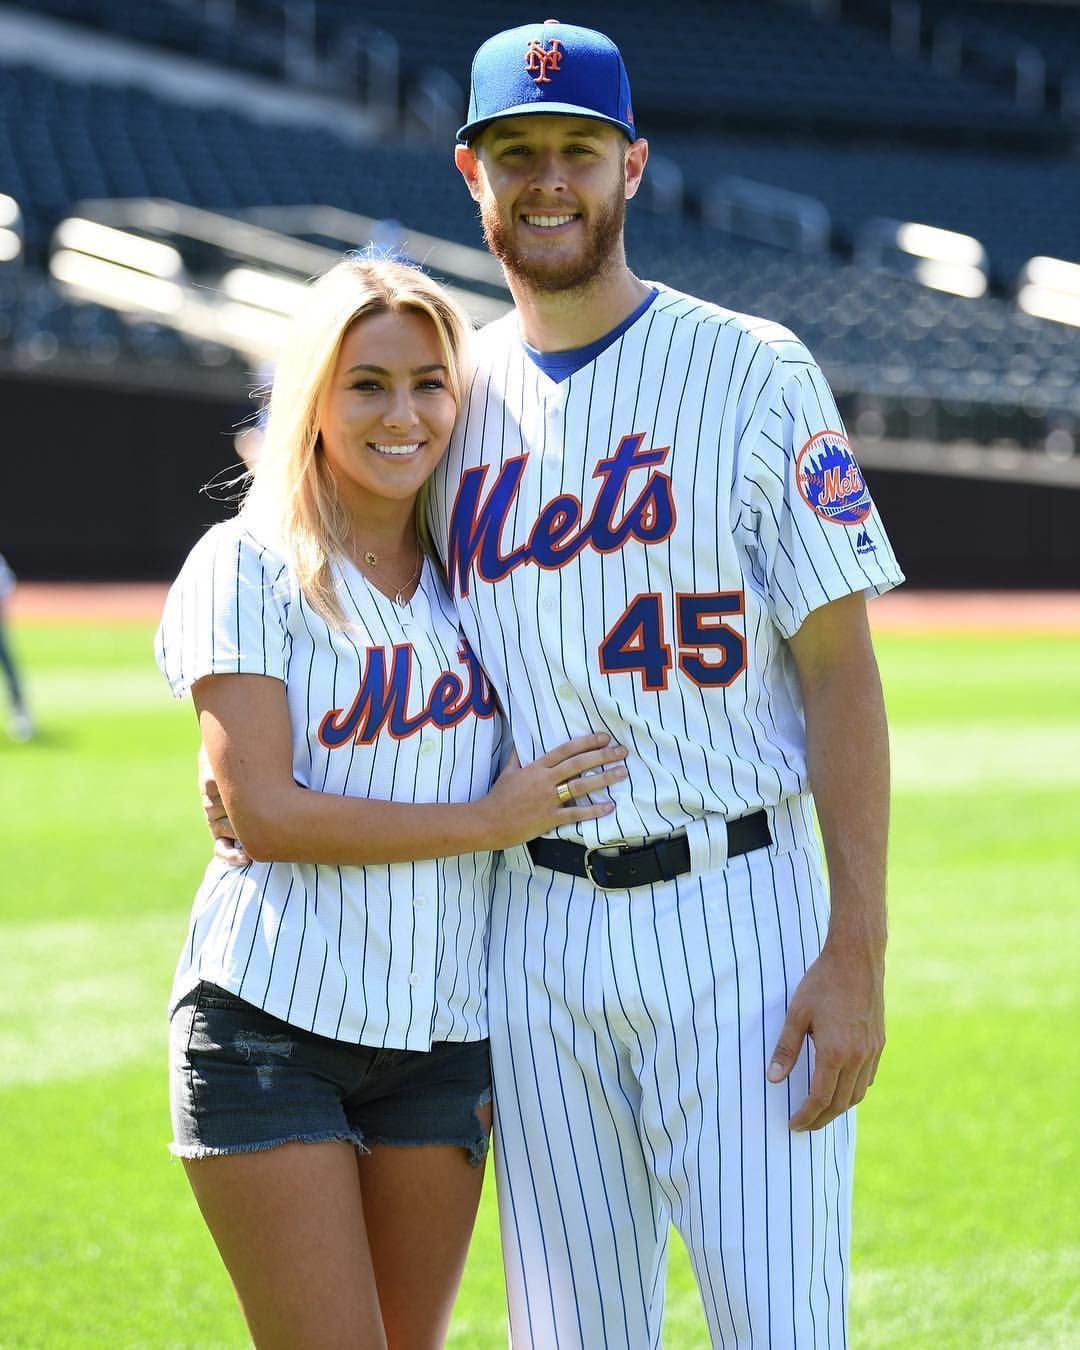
[242,256,473,627]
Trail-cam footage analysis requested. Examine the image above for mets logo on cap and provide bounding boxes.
[796,431,872,525]
[524,36,564,83]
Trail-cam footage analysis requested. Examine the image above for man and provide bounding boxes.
[206,20,902,1346]
[432,20,902,1348]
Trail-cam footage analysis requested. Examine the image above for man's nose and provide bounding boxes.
[528,149,567,192]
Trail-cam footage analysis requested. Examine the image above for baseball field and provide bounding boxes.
[0,592,1077,1348]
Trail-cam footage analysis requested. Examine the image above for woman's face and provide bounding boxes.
[318,307,458,519]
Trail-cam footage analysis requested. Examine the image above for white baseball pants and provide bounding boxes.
[488,818,854,1349]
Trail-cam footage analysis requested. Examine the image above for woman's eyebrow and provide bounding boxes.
[344,363,448,376]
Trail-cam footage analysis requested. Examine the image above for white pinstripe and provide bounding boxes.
[489,831,852,1349]
[431,287,903,847]
[429,284,897,1344]
[156,519,501,1050]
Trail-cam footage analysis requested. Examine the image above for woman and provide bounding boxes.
[155,257,626,1350]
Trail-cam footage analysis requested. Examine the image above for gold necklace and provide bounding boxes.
[359,540,423,607]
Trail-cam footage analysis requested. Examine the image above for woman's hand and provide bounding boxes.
[199,743,252,867]
[479,733,628,850]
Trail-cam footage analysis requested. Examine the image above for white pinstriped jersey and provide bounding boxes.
[430,283,903,848]
[155,518,502,1051]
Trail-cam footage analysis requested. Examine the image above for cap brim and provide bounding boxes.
[456,103,635,144]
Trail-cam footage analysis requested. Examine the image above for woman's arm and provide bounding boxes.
[194,672,626,865]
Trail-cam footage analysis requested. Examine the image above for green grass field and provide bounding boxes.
[1,620,1077,1348]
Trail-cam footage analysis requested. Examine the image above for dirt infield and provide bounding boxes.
[12,583,172,623]
[863,590,1079,633]
[10,583,1080,631]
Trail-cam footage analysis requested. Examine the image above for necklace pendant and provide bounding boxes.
[363,550,378,567]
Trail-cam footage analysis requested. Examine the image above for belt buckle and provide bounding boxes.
[582,840,635,892]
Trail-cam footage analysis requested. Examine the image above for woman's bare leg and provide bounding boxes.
[357,1120,490,1349]
[184,1140,386,1350]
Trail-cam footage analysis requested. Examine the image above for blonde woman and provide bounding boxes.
[156,258,626,1350]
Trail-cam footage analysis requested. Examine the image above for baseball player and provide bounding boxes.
[433,21,904,1347]
[158,258,627,1348]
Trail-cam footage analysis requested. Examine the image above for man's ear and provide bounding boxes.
[455,144,483,202]
[624,137,649,201]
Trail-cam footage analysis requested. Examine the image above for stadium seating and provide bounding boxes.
[24,0,285,78]
[921,0,1080,83]
[626,213,1080,417]
[22,0,1058,138]
[332,0,1047,135]
[655,134,1080,285]
[2,2,1079,446]
[0,263,243,373]
[0,63,475,266]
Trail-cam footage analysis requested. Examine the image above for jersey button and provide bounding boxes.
[414,895,427,908]
[408,973,421,987]
[557,683,574,700]
[420,737,436,755]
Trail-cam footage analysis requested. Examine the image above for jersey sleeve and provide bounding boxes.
[154,523,292,698]
[735,345,904,639]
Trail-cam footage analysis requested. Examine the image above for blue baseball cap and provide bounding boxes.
[457,19,636,145]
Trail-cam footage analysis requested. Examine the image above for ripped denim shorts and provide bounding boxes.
[169,982,492,1166]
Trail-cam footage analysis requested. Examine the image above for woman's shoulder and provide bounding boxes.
[182,515,290,577]
[167,518,297,622]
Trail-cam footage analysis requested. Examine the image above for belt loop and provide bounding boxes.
[686,815,729,874]
[763,795,816,856]
[501,842,538,877]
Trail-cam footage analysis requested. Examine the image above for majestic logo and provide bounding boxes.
[318,639,496,748]
[855,528,876,555]
[524,37,564,83]
[795,431,872,526]
[447,433,676,598]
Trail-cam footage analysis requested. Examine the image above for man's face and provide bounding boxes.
[456,116,647,295]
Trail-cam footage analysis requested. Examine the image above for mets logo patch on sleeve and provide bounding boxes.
[795,431,873,526]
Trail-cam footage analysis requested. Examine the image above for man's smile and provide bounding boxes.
[521,213,580,229]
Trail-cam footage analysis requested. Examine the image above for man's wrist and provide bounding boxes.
[822,902,888,953]
[821,927,887,963]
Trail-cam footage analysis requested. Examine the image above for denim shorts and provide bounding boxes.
[169,982,492,1165]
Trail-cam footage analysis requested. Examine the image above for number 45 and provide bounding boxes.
[598,591,746,692]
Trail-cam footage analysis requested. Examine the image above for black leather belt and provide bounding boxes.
[525,809,771,891]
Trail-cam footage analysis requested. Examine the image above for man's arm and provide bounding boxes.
[769,590,890,1131]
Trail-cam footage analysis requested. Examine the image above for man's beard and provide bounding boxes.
[480,189,626,294]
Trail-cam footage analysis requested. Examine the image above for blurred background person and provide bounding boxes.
[0,552,33,742]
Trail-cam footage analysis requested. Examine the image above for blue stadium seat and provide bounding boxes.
[17,0,1056,136]
[655,134,1080,284]
[2,11,1078,428]
[922,0,1080,83]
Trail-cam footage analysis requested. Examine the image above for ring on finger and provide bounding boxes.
[556,780,575,807]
